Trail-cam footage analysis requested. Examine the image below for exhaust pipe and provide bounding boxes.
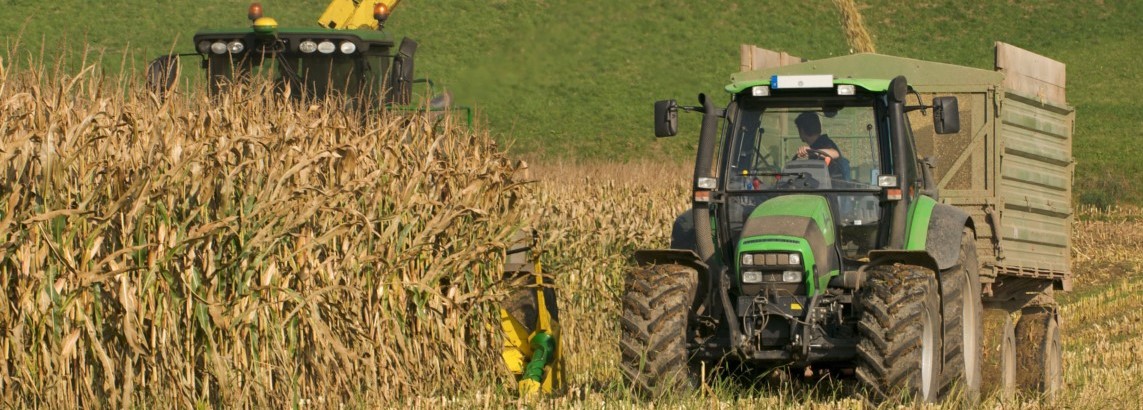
[691,94,743,347]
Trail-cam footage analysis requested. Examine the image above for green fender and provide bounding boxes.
[904,196,974,270]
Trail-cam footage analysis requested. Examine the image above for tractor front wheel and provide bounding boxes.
[619,263,697,399]
[939,228,983,400]
[855,264,942,404]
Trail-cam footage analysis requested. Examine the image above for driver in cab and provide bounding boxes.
[792,112,848,179]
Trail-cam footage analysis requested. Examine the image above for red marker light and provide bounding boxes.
[248,3,263,21]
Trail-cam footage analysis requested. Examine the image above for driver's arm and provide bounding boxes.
[796,146,840,159]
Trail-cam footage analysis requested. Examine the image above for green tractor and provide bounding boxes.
[146,0,466,121]
[626,51,1070,403]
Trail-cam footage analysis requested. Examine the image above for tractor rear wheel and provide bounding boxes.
[939,228,983,400]
[1015,307,1062,398]
[619,263,698,399]
[855,264,942,404]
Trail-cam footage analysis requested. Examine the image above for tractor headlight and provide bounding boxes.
[197,40,212,54]
[210,41,228,55]
[299,40,318,54]
[743,271,763,284]
[782,271,802,283]
[789,253,801,265]
[317,40,336,54]
[339,41,357,54]
[227,40,245,54]
[741,254,754,266]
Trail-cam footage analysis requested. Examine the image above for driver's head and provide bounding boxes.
[795,112,822,142]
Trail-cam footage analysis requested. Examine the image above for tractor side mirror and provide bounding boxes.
[654,99,679,137]
[932,96,961,134]
[145,55,180,96]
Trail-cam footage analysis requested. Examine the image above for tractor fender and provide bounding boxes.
[906,197,974,271]
[633,249,710,312]
[866,250,940,274]
[925,204,975,270]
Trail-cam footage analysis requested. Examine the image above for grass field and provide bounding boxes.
[2,0,1139,205]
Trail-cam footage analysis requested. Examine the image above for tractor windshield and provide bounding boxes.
[723,95,888,258]
[726,96,883,191]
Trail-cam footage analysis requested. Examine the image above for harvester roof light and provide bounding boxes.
[227,41,245,54]
[197,40,212,54]
[210,41,228,55]
[248,2,263,21]
[750,86,770,97]
[877,175,899,187]
[837,84,856,96]
[770,74,835,89]
[697,177,718,189]
[374,3,391,22]
[299,40,318,54]
[317,41,336,54]
[339,41,357,54]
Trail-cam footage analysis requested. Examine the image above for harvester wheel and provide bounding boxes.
[1015,307,1062,398]
[619,263,697,399]
[855,264,942,404]
[939,228,983,400]
[981,309,1016,399]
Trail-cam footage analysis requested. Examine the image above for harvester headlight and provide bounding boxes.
[741,254,754,266]
[743,271,763,284]
[789,253,801,265]
[782,271,802,283]
[339,41,357,54]
[299,40,318,54]
[227,40,245,54]
[197,40,212,54]
[210,41,228,55]
[317,41,336,54]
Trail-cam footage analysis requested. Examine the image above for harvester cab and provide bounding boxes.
[626,72,983,403]
[145,1,469,123]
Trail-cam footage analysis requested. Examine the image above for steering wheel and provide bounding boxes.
[802,148,831,160]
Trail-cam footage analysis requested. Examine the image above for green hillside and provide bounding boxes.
[2,0,1139,205]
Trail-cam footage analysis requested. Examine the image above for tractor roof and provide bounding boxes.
[727,53,1004,94]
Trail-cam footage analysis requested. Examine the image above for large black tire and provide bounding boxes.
[981,309,1016,399]
[855,264,942,404]
[1015,307,1063,398]
[619,264,697,398]
[939,228,983,400]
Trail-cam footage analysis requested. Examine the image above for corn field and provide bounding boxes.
[3,57,1143,408]
[0,58,531,406]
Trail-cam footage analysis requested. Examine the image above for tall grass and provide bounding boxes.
[0,56,530,406]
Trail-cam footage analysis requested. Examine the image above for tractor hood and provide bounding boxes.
[738,195,838,294]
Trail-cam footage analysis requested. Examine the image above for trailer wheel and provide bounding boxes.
[939,228,983,400]
[619,263,697,399]
[855,264,942,404]
[1015,307,1062,398]
[981,309,1016,399]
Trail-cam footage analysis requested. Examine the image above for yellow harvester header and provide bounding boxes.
[319,0,401,30]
